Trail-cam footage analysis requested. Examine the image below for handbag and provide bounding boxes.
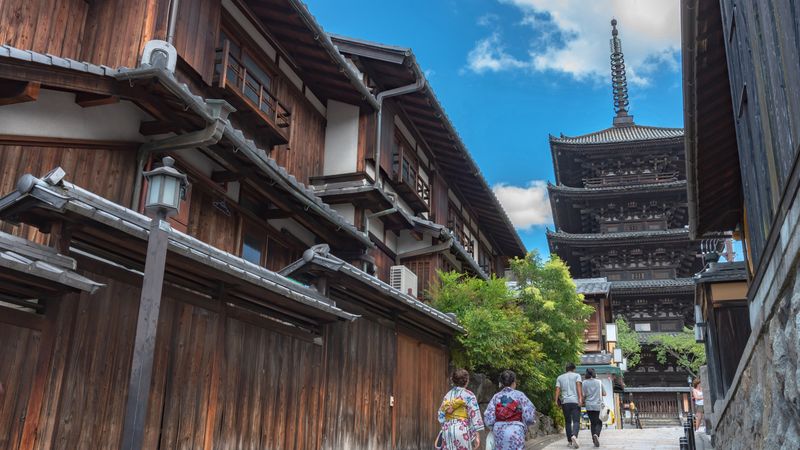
[434,430,444,449]
[599,405,610,422]
[485,431,496,450]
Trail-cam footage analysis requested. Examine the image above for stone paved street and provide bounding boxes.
[530,427,684,450]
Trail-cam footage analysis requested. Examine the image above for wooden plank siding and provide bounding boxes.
[0,145,138,244]
[403,255,438,298]
[393,333,448,450]
[270,80,327,185]
[0,0,89,60]
[172,0,221,83]
[321,318,396,450]
[720,0,800,264]
[0,319,41,450]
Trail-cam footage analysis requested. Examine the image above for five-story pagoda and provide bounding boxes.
[547,20,702,420]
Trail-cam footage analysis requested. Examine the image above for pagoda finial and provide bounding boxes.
[610,18,634,126]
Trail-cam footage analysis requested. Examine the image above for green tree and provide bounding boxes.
[615,318,641,369]
[648,328,706,377]
[429,252,592,418]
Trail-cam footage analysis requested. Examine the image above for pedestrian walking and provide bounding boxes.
[692,378,704,431]
[555,362,583,448]
[483,370,536,450]
[582,368,606,448]
[437,369,484,450]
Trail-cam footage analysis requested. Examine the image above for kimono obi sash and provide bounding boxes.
[441,398,469,421]
[495,395,523,422]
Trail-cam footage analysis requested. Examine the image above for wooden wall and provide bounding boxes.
[393,333,448,450]
[172,0,220,83]
[321,318,396,450]
[0,0,89,60]
[0,265,332,450]
[271,82,327,185]
[0,145,138,242]
[0,320,41,450]
[185,186,241,255]
[721,0,800,264]
[403,254,437,298]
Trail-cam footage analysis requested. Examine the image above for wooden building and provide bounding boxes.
[0,0,524,449]
[546,21,702,423]
[682,0,800,447]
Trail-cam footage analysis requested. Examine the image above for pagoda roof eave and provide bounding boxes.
[547,180,688,197]
[610,278,696,293]
[547,229,692,244]
[548,124,684,146]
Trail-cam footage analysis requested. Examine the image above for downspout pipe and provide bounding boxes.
[364,77,425,237]
[373,77,426,189]
[166,0,181,44]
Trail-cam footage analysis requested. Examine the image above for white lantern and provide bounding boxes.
[606,323,618,343]
[613,348,623,363]
[143,156,188,218]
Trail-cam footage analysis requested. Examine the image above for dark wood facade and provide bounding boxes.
[0,0,493,449]
[683,0,800,445]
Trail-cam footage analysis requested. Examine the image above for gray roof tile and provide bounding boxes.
[575,277,611,295]
[551,124,684,145]
[611,278,695,291]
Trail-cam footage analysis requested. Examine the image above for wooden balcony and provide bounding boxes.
[583,171,679,188]
[391,153,430,212]
[214,40,291,146]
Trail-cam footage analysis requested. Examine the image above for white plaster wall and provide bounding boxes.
[323,100,359,176]
[397,230,433,254]
[0,89,149,142]
[268,218,315,247]
[385,230,398,253]
[330,203,355,226]
[366,209,385,240]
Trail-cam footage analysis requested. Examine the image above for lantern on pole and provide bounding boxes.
[143,156,187,218]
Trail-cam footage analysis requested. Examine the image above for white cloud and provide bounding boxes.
[467,0,681,85]
[466,33,527,74]
[493,181,552,230]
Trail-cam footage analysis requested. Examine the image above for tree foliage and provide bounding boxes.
[615,318,641,369]
[429,252,592,416]
[648,328,706,378]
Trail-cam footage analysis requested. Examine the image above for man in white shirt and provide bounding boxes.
[555,363,583,448]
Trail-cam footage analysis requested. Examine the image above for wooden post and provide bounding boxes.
[121,217,170,450]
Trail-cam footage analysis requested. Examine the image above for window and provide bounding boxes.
[242,229,266,265]
[634,322,651,332]
[632,272,646,280]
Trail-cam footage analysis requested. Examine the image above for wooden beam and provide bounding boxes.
[0,80,40,105]
[75,92,119,108]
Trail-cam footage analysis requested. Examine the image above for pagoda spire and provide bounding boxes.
[610,19,634,126]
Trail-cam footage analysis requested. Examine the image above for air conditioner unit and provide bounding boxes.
[141,40,177,73]
[390,265,418,298]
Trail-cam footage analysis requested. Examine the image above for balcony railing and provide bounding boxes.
[583,171,679,188]
[391,153,430,212]
[215,40,291,141]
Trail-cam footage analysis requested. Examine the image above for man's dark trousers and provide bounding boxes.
[562,403,581,442]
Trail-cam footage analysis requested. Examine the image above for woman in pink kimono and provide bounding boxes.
[437,369,484,450]
[484,370,536,450]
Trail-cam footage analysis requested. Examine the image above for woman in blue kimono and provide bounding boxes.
[437,369,484,450]
[484,370,536,450]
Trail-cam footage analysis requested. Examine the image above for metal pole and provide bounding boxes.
[120,214,170,450]
[687,412,696,450]
[680,436,689,450]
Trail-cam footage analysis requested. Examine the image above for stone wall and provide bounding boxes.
[714,264,800,450]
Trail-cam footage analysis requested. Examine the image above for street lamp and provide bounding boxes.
[613,348,623,363]
[143,156,188,219]
[122,157,187,450]
[606,323,618,343]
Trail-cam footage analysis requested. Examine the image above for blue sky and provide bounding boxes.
[305,0,684,257]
